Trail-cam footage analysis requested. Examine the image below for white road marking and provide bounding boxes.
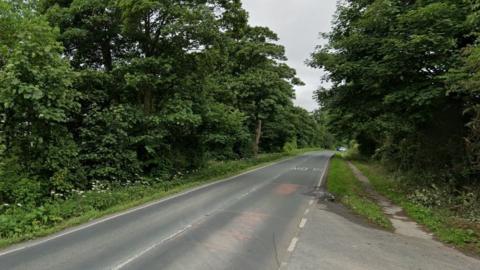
[0,156,300,257]
[113,176,279,269]
[113,154,314,269]
[299,218,307,229]
[287,237,299,252]
[239,191,250,199]
[304,208,310,215]
[317,165,328,187]
[317,159,330,187]
[293,167,309,171]
[238,179,273,199]
[112,224,193,270]
[309,200,314,206]
[0,152,326,266]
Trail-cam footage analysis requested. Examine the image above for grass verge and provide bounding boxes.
[327,156,392,229]
[0,148,320,249]
[352,160,480,255]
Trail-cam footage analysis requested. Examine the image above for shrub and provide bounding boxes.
[0,160,44,207]
[283,139,298,153]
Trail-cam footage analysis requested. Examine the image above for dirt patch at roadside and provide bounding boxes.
[347,161,434,240]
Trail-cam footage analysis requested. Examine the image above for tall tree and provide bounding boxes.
[311,0,476,178]
[216,26,302,155]
[40,0,124,71]
[0,0,79,182]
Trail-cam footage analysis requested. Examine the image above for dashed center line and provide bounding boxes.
[299,218,307,229]
[112,224,193,270]
[287,237,299,252]
[308,199,314,206]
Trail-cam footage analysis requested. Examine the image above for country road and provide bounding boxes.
[0,152,333,270]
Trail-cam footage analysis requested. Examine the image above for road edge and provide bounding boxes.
[317,153,333,189]
[279,152,334,270]
[0,151,323,256]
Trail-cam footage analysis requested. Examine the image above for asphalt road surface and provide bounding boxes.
[287,200,480,270]
[0,151,332,270]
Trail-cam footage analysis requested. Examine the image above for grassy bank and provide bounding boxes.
[326,156,392,229]
[352,160,480,255]
[0,148,320,249]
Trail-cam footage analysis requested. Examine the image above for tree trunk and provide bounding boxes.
[101,42,113,72]
[253,119,262,156]
[143,88,154,114]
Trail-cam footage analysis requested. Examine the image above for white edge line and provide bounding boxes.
[317,155,332,187]
[0,154,305,257]
[287,237,299,252]
[299,218,307,229]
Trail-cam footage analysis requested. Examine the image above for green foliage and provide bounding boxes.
[201,102,249,159]
[282,139,297,153]
[447,44,480,178]
[0,162,43,207]
[312,0,479,183]
[353,160,480,254]
[40,0,123,71]
[78,104,143,183]
[0,1,80,185]
[0,0,332,243]
[327,156,392,229]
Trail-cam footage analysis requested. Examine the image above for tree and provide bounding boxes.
[0,0,327,209]
[311,0,473,171]
[447,44,480,177]
[0,1,79,182]
[217,26,303,155]
[40,0,124,71]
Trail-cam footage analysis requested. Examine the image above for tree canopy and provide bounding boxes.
[0,0,333,207]
[312,0,480,184]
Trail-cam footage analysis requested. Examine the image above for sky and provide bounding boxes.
[241,0,338,111]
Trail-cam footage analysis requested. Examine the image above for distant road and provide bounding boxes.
[0,151,333,270]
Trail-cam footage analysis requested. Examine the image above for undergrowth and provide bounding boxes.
[327,156,392,229]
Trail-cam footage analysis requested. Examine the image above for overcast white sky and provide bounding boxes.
[241,0,338,111]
